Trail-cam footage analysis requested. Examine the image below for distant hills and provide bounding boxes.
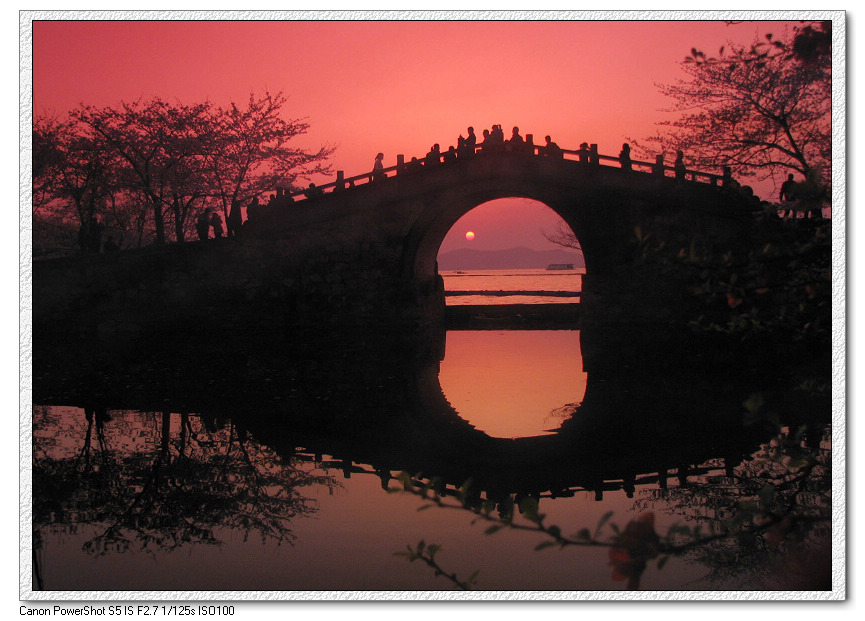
[437,246,585,270]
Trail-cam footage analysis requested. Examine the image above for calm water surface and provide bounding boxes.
[30,327,831,593]
[442,269,583,305]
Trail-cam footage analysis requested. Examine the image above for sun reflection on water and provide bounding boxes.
[437,330,587,438]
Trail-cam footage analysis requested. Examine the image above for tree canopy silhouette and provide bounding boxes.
[637,24,831,204]
[33,91,333,251]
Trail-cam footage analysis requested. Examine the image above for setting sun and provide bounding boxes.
[465,231,475,241]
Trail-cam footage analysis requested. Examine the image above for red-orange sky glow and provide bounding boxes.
[32,18,802,252]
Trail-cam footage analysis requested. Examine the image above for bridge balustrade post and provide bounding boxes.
[623,473,635,498]
[397,154,405,175]
[336,170,345,190]
[526,134,535,154]
[677,465,689,486]
[590,143,599,166]
[722,166,733,187]
[653,154,665,176]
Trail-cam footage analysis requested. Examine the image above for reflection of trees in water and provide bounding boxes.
[32,408,340,560]
[391,418,831,591]
[633,424,831,589]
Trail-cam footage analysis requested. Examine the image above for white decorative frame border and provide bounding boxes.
[17,9,847,606]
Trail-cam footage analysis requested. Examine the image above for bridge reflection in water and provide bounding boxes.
[30,325,831,592]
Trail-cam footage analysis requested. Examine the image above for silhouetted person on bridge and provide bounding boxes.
[619,143,632,170]
[246,196,261,222]
[543,136,562,158]
[196,209,211,240]
[674,150,687,181]
[578,142,590,163]
[508,126,526,152]
[305,183,324,200]
[425,144,441,166]
[466,126,477,151]
[444,145,457,163]
[779,173,797,219]
[227,199,243,237]
[279,187,295,205]
[479,128,490,149]
[372,152,386,181]
[458,127,476,158]
[210,211,224,238]
[486,124,504,151]
[722,166,739,190]
[780,174,797,201]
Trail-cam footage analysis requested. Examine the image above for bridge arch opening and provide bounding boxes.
[434,198,584,306]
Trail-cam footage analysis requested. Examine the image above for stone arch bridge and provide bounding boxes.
[33,143,759,344]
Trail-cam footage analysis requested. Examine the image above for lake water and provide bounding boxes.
[29,323,832,595]
[441,268,583,305]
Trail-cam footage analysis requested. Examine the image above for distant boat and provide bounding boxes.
[546,263,575,270]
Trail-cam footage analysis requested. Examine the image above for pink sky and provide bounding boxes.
[31,19,800,252]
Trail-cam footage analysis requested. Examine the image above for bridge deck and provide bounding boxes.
[285,140,732,203]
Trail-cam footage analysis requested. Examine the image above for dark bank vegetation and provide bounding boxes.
[32,91,333,257]
[633,214,831,347]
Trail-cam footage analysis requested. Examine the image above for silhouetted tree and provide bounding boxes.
[542,221,581,251]
[32,115,123,254]
[32,115,68,213]
[72,98,212,244]
[685,21,832,70]
[201,91,334,222]
[637,25,831,206]
[37,93,333,249]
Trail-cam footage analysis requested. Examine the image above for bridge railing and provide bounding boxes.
[288,448,735,502]
[280,137,731,204]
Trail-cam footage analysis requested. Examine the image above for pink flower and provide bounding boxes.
[727,290,744,308]
[608,512,661,590]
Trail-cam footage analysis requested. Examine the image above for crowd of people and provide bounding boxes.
[364,125,571,184]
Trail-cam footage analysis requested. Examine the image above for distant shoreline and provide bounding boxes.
[437,246,585,271]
